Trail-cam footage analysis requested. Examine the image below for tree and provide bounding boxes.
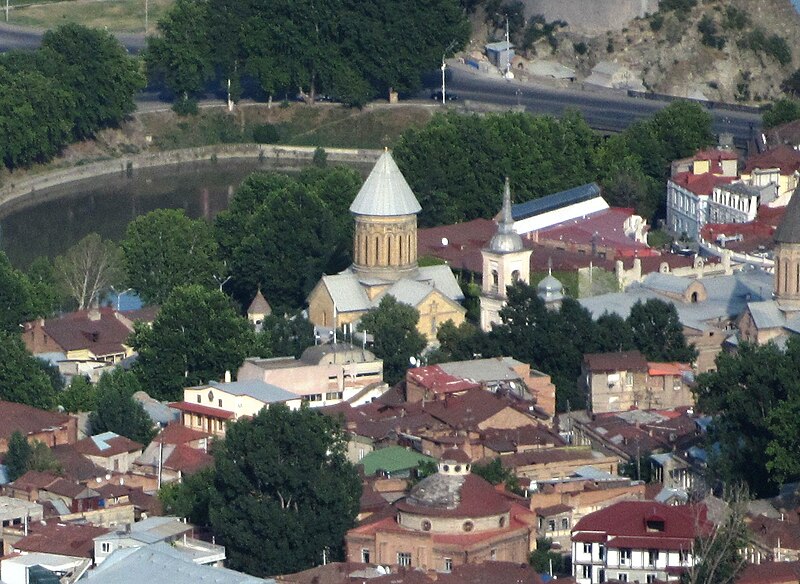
[41,24,145,139]
[26,257,62,317]
[88,369,157,445]
[650,101,714,163]
[595,312,636,353]
[252,312,315,360]
[59,375,100,413]
[210,405,361,576]
[0,332,58,409]
[357,295,427,386]
[28,442,62,475]
[471,457,521,493]
[529,537,564,575]
[131,285,254,400]
[5,431,32,482]
[627,299,697,363]
[428,320,489,364]
[0,252,39,332]
[215,168,360,310]
[692,341,800,497]
[159,466,215,526]
[763,98,800,129]
[53,233,122,310]
[121,209,221,304]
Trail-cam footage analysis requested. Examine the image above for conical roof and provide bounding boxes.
[488,178,524,253]
[349,150,421,217]
[247,289,271,315]
[775,187,800,244]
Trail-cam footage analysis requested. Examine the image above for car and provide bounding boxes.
[430,90,459,102]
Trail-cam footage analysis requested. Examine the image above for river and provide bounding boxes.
[0,158,369,269]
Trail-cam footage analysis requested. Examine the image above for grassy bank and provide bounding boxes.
[9,0,172,33]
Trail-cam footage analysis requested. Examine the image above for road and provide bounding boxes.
[0,22,145,52]
[441,66,762,147]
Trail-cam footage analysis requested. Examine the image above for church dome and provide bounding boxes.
[537,274,563,296]
[488,178,523,254]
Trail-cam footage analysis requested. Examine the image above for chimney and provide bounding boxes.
[88,309,101,321]
[224,370,232,383]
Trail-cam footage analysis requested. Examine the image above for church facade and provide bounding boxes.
[307,151,466,342]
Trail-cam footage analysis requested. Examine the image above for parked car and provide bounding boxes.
[430,90,459,101]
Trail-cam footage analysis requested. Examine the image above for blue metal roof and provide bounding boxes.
[512,182,601,221]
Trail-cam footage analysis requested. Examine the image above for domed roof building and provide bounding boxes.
[537,262,564,311]
[479,179,533,331]
[346,449,535,571]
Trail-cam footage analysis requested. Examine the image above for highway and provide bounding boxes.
[0,22,145,53]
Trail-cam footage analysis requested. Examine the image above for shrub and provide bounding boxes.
[573,41,588,55]
[252,123,281,144]
[172,97,198,116]
[763,98,800,129]
[722,5,748,30]
[698,14,726,50]
[650,13,664,31]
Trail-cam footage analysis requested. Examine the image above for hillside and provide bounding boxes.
[482,0,800,104]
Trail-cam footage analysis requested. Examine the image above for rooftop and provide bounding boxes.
[512,183,601,221]
[359,446,435,476]
[349,150,421,217]
[583,350,648,373]
[74,432,143,458]
[0,400,73,441]
[396,472,510,518]
[13,522,109,558]
[774,186,800,244]
[572,500,707,542]
[744,144,800,174]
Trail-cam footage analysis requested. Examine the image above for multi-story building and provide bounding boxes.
[571,501,707,584]
[707,182,762,225]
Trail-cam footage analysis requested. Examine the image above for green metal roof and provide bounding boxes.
[360,446,435,476]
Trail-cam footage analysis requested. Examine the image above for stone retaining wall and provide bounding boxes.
[523,0,659,33]
[0,144,382,214]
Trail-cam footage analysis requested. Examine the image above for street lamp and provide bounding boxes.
[441,39,457,106]
[109,286,134,311]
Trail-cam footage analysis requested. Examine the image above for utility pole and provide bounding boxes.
[441,39,456,105]
[145,0,148,34]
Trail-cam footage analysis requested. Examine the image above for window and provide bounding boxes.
[101,542,111,553]
[218,399,223,407]
[620,548,631,565]
[680,550,689,563]
[491,270,499,292]
[647,575,657,584]
[490,549,497,561]
[648,549,659,566]
[548,519,556,531]
[561,517,569,530]
[444,558,452,572]
[397,552,411,567]
[196,395,201,403]
[599,545,605,560]
[625,372,634,387]
[304,394,323,402]
[618,574,628,582]
[361,549,370,563]
[582,565,591,579]
[326,392,343,400]
[583,543,592,555]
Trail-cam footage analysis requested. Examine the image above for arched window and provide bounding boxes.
[690,291,698,303]
[512,270,520,282]
[785,260,790,294]
[399,235,404,264]
[491,270,499,293]
[387,236,392,266]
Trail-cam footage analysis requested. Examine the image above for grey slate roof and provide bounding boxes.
[774,186,800,243]
[512,182,601,221]
[641,273,695,295]
[746,300,786,329]
[349,150,421,217]
[85,543,267,584]
[207,380,298,404]
[437,357,522,383]
[580,270,773,331]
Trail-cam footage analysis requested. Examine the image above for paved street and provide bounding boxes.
[0,22,145,52]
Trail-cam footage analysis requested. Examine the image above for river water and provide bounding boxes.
[0,158,368,268]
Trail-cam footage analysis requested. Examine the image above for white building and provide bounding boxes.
[572,501,704,584]
[512,183,608,236]
[707,182,763,225]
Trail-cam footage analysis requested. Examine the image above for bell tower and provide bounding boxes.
[774,187,800,311]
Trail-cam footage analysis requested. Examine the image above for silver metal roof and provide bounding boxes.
[488,178,524,253]
[746,300,785,330]
[349,150,421,217]
[208,380,299,404]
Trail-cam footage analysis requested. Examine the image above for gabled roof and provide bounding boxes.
[155,423,210,445]
[774,186,800,244]
[13,522,109,558]
[349,150,421,217]
[0,401,73,441]
[50,445,106,482]
[206,379,300,404]
[572,500,706,542]
[32,308,133,356]
[583,350,648,373]
[74,432,143,458]
[512,182,601,221]
[744,145,800,174]
[359,446,435,476]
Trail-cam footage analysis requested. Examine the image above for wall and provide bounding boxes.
[0,145,381,215]
[521,0,658,33]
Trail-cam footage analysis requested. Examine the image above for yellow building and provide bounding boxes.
[307,150,465,342]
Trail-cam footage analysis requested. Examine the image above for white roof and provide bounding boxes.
[349,150,421,217]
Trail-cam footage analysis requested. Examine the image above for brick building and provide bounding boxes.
[0,401,77,453]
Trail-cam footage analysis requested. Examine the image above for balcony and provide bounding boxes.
[173,536,226,565]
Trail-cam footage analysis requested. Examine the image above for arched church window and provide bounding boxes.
[511,270,520,281]
[491,270,499,293]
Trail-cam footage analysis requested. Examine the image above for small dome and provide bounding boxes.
[441,448,471,464]
[488,178,523,253]
[537,274,563,294]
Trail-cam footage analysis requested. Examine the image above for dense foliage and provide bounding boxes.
[0,24,143,169]
[0,252,52,332]
[693,339,800,497]
[145,0,469,106]
[88,369,157,445]
[131,285,254,400]
[357,295,428,386]
[394,102,714,225]
[0,333,58,410]
[209,405,361,576]
[251,313,316,360]
[53,233,122,310]
[763,98,800,129]
[59,375,101,413]
[5,432,62,481]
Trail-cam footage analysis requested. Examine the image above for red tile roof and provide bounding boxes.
[744,145,800,174]
[737,561,800,584]
[50,444,106,482]
[74,434,143,458]
[583,351,648,373]
[694,148,739,162]
[647,362,691,376]
[0,401,73,441]
[572,501,709,544]
[32,307,134,356]
[156,423,211,445]
[671,172,735,196]
[407,365,480,395]
[10,470,61,491]
[164,443,213,475]
[395,473,511,518]
[421,388,532,431]
[12,522,109,558]
[169,401,235,419]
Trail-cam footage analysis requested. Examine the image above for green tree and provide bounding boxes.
[53,234,122,310]
[595,312,636,353]
[0,332,57,409]
[26,257,62,317]
[529,538,564,574]
[627,299,697,362]
[763,98,800,129]
[88,369,157,445]
[121,209,221,304]
[210,405,361,576]
[41,24,145,139]
[5,431,32,482]
[159,466,215,526]
[693,341,800,497]
[252,312,315,359]
[428,320,489,364]
[471,457,521,493]
[650,101,714,163]
[357,295,427,386]
[28,442,62,475]
[131,285,254,400]
[59,375,100,413]
[215,168,360,310]
[0,252,39,332]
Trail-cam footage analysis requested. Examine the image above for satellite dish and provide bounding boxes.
[441,237,449,247]
[376,566,387,575]
[409,356,419,366]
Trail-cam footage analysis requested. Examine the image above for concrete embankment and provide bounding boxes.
[0,144,382,214]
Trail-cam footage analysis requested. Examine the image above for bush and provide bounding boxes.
[698,14,726,50]
[722,5,748,30]
[312,146,327,167]
[649,13,664,31]
[252,123,281,144]
[172,97,198,116]
[573,41,588,55]
[741,29,792,66]
[763,98,800,129]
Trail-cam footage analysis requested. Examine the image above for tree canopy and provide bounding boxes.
[209,405,361,576]
[0,333,58,410]
[627,299,698,363]
[252,313,316,360]
[53,233,122,310]
[88,369,157,445]
[145,0,469,105]
[214,167,360,311]
[0,251,47,332]
[131,285,254,400]
[357,295,427,386]
[121,209,221,304]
